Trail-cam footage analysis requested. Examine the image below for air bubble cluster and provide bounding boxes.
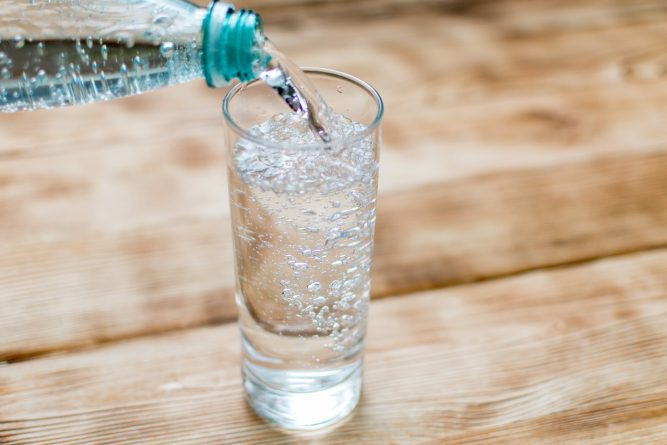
[232,112,377,355]
[0,22,203,112]
[233,112,377,195]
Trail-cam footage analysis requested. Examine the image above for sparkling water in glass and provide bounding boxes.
[223,68,383,429]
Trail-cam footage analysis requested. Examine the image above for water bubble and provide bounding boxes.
[313,297,327,306]
[159,42,175,59]
[35,69,46,83]
[86,36,94,48]
[292,262,308,272]
[325,227,342,247]
[1,67,10,80]
[91,61,98,74]
[36,42,45,56]
[13,35,25,49]
[343,278,358,290]
[307,281,321,293]
[100,44,108,62]
[119,63,130,90]
[317,305,330,318]
[0,52,7,64]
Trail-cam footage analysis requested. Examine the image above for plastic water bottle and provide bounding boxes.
[0,0,268,112]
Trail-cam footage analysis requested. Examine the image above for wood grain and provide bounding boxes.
[2,148,667,361]
[2,0,667,408]
[2,248,667,444]
[372,148,667,297]
[3,0,667,442]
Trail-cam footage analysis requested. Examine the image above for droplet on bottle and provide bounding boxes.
[307,281,321,293]
[35,69,46,83]
[86,36,94,49]
[36,42,45,56]
[159,42,175,59]
[1,67,10,80]
[0,52,7,64]
[144,26,166,45]
[13,35,25,49]
[119,63,130,90]
[100,44,108,62]
[114,32,135,48]
[152,14,174,27]
[91,61,98,74]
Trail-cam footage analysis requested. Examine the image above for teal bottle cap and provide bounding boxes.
[203,1,268,87]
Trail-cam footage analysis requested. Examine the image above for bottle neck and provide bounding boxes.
[202,1,268,87]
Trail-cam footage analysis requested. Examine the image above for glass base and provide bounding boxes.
[243,359,362,430]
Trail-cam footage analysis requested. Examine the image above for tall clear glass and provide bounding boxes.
[223,68,383,429]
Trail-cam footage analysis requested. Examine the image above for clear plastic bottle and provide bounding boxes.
[0,0,268,112]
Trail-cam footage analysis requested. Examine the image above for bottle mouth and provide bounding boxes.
[203,1,268,87]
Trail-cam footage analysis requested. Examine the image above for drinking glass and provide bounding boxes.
[223,68,383,429]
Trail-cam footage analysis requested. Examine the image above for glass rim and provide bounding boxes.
[222,67,384,151]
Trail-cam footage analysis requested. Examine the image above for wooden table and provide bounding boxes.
[3,0,667,443]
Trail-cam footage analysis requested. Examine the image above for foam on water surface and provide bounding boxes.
[233,111,375,195]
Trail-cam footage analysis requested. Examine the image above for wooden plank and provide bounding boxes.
[6,80,667,247]
[0,221,236,361]
[5,0,667,357]
[0,127,230,246]
[372,148,667,296]
[3,0,667,245]
[2,148,667,361]
[4,0,667,166]
[2,248,667,444]
[2,0,667,247]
